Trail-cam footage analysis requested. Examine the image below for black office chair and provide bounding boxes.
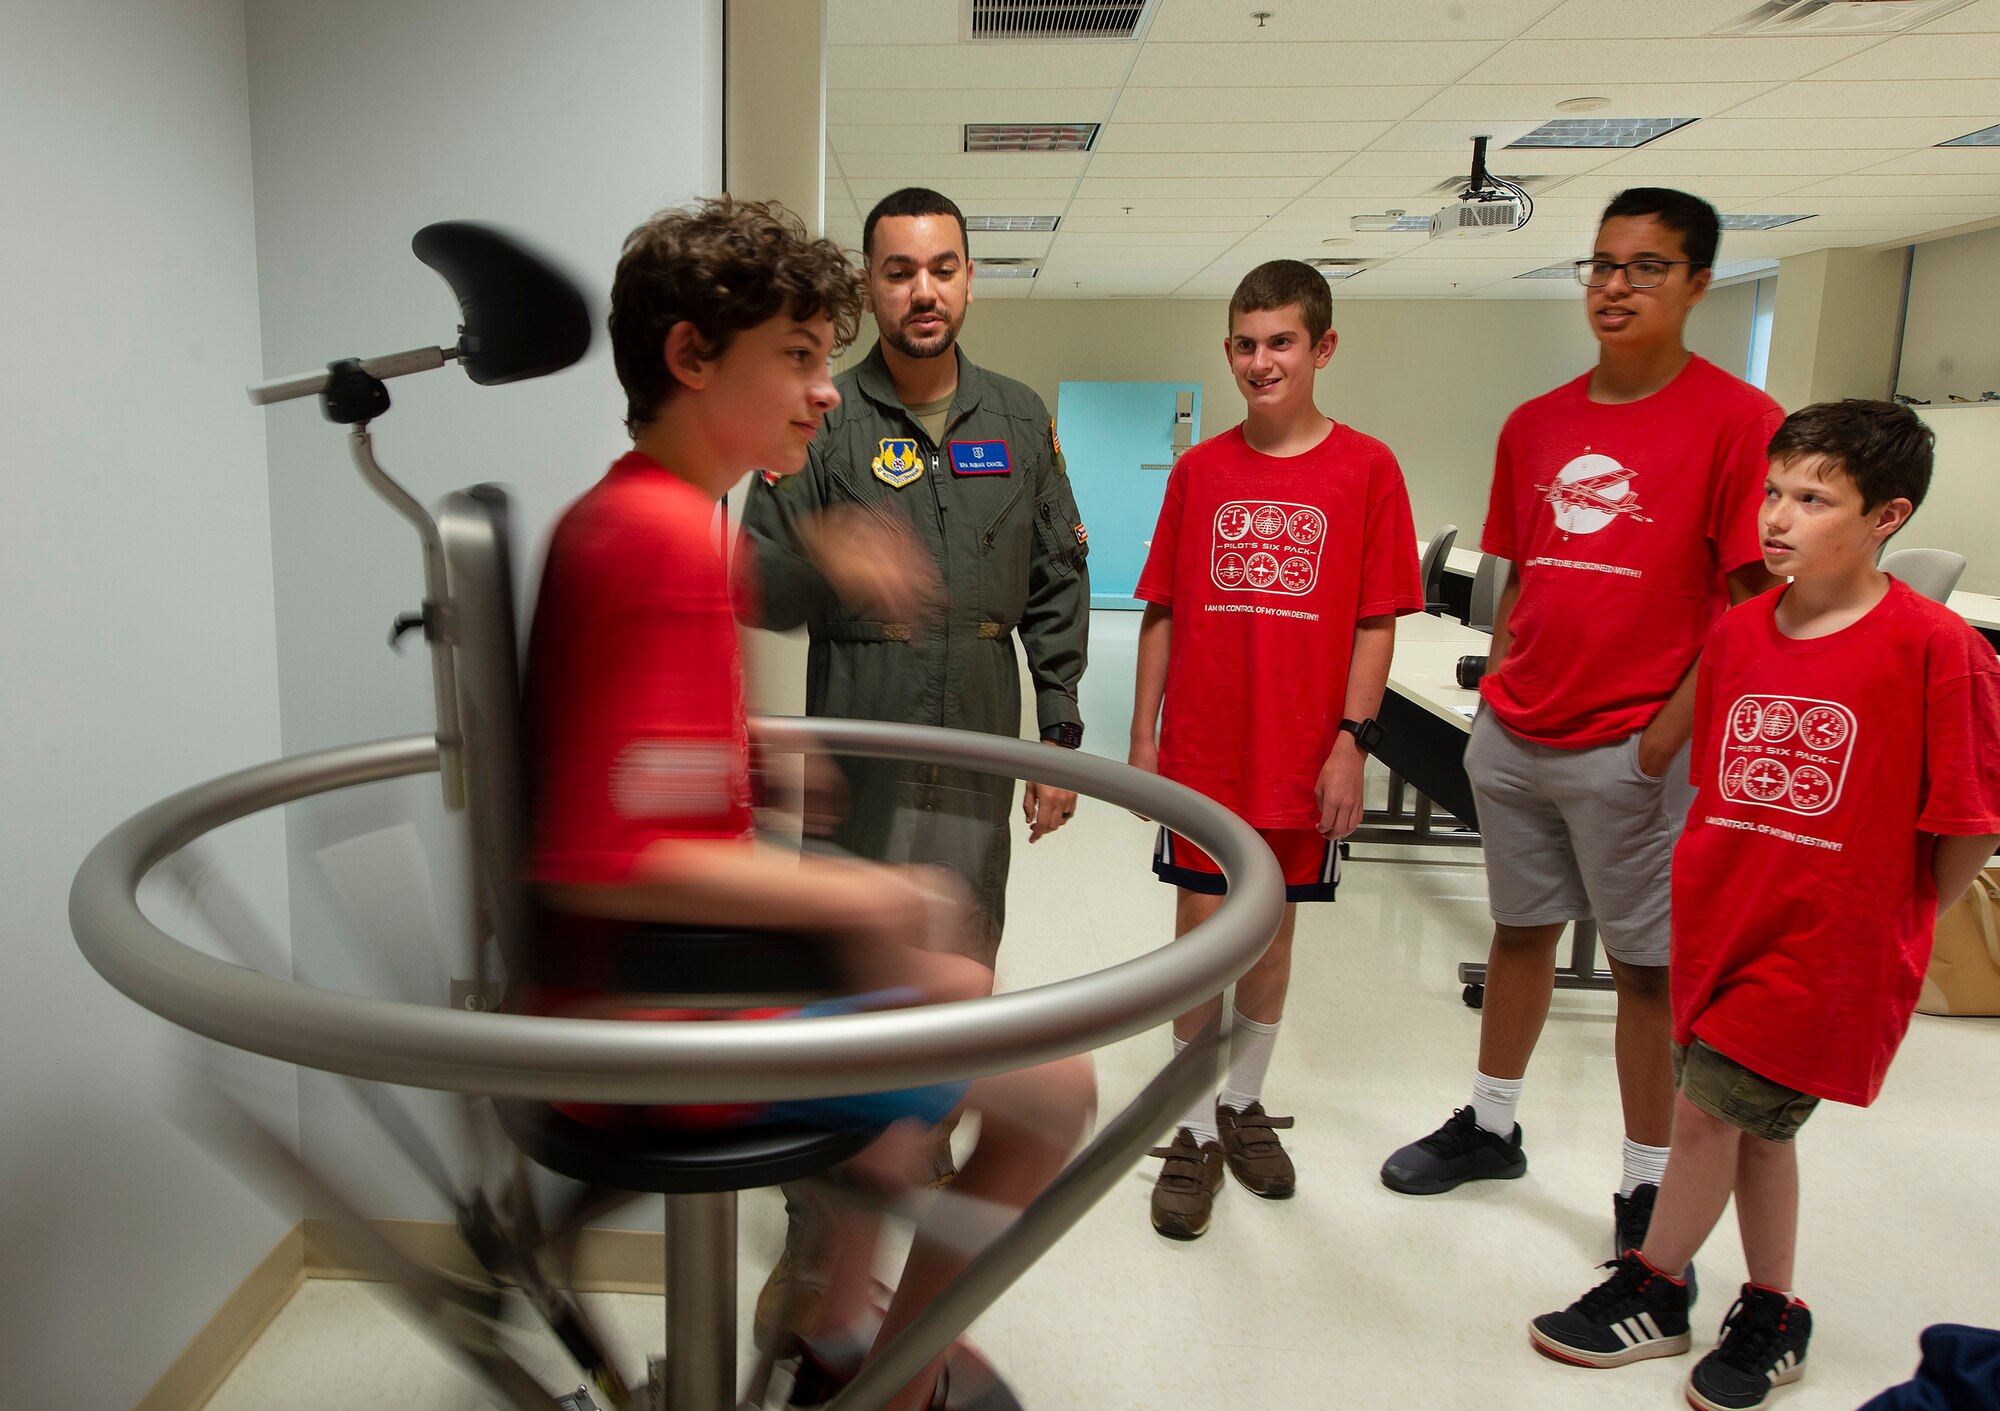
[1419,524,1458,615]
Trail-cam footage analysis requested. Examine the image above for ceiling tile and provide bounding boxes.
[1332,148,1612,177]
[828,43,1133,89]
[1753,194,2000,214]
[1525,0,1813,39]
[1074,176,1319,202]
[1054,230,1250,246]
[1039,247,1223,268]
[843,178,1079,203]
[1859,148,2000,173]
[1654,116,1986,149]
[1544,172,1820,205]
[1096,122,1391,154]
[1600,146,1908,175]
[1463,37,1881,85]
[1109,86,1433,123]
[1788,172,2000,197]
[1146,0,1558,42]
[1066,196,1288,218]
[827,0,958,44]
[1919,0,2000,29]
[1725,78,2000,119]
[837,153,1089,180]
[828,88,1116,125]
[1060,214,1265,233]
[829,124,964,156]
[1129,41,1507,89]
[1369,119,1550,151]
[1085,151,1343,178]
[1812,32,2000,79]
[966,232,1056,259]
[1408,81,1774,121]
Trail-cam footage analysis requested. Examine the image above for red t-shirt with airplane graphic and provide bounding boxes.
[1672,580,2000,1105]
[1480,356,1782,747]
[1136,422,1423,828]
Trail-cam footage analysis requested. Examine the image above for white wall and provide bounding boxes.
[245,0,723,1219]
[0,2,297,1406]
[946,284,1759,548]
[1909,406,2000,595]
[1898,223,2000,404]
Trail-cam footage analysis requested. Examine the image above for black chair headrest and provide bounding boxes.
[411,222,593,386]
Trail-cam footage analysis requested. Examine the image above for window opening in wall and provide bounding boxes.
[1747,277,1776,389]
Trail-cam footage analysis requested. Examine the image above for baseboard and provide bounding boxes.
[304,1216,667,1294]
[135,1223,305,1411]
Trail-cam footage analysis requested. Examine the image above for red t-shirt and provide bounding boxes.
[523,451,753,884]
[1671,581,2000,1106]
[1135,422,1422,828]
[1480,356,1782,747]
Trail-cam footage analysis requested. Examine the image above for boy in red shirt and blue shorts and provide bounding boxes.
[1381,190,1784,1265]
[522,198,1094,1411]
[1528,400,2000,1409]
[1131,259,1422,1239]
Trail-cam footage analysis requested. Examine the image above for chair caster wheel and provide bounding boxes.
[1462,983,1484,1010]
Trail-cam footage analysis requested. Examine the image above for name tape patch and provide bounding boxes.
[948,439,1011,475]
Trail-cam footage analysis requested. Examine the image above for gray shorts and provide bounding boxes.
[1464,710,1694,967]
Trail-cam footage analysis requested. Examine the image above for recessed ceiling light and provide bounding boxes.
[974,259,1039,278]
[965,215,1060,232]
[964,123,1098,153]
[1309,258,1373,279]
[1716,0,1974,37]
[1554,96,1611,114]
[1507,117,1697,149]
[1940,122,2000,148]
[1717,213,1815,230]
[1516,264,1578,280]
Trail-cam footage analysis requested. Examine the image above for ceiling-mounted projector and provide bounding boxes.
[1431,135,1532,240]
[1431,196,1524,239]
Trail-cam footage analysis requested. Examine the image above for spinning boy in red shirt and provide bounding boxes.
[522,199,1093,1411]
[1529,400,2000,1410]
[1131,259,1422,1239]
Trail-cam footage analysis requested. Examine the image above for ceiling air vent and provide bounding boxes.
[1716,0,1973,36]
[975,259,1040,279]
[966,215,1061,232]
[968,0,1150,40]
[965,123,1098,152]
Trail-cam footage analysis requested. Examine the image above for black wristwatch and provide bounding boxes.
[1041,722,1084,749]
[1338,717,1384,756]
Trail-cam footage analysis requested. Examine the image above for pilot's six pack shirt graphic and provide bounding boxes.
[1211,500,1326,599]
[1134,422,1421,827]
[1670,581,2000,1107]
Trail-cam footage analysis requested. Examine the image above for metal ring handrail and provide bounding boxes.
[70,717,1283,1103]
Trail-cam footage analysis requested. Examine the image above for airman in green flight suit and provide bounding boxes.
[737,187,1090,968]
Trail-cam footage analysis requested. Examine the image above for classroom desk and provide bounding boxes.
[1368,611,1615,1006]
[1948,589,2000,645]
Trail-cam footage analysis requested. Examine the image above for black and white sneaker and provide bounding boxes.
[1615,1182,1698,1304]
[1530,1251,1693,1368]
[1379,1106,1526,1195]
[1685,1285,1810,1410]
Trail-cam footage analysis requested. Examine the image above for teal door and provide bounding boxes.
[1056,380,1202,610]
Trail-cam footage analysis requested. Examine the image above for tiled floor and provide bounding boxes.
[204,613,1998,1410]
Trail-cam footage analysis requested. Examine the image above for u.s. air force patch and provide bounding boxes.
[873,438,924,488]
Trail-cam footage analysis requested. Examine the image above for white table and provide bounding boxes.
[1948,589,2000,634]
[1371,612,1615,1005]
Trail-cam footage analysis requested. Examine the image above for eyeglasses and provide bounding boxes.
[1573,259,1704,289]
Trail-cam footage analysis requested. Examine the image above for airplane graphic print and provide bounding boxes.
[1538,452,1652,535]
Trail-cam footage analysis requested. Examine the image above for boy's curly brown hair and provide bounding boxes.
[610,198,864,434]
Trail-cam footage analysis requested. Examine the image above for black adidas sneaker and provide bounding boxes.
[1685,1285,1810,1410]
[1530,1250,1693,1368]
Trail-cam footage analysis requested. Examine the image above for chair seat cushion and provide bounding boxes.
[496,1099,881,1193]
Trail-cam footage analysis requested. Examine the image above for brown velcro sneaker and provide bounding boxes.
[1147,1127,1225,1240]
[1216,1101,1297,1199]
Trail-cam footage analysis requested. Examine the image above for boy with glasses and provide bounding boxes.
[1380,189,1782,1269]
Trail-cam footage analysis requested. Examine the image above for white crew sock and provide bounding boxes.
[1470,1070,1524,1138]
[1171,1035,1219,1146]
[1621,1138,1671,1197]
[1219,1010,1281,1112]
